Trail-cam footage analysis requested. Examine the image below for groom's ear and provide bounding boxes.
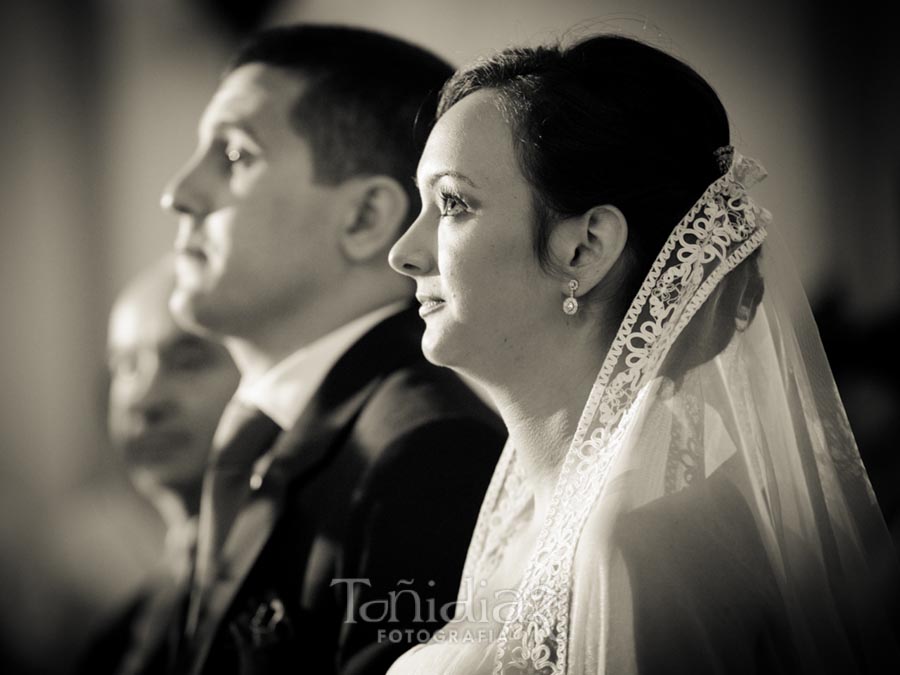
[338,175,410,263]
[548,204,628,294]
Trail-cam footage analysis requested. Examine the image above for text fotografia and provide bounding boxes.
[378,627,499,645]
[331,577,526,643]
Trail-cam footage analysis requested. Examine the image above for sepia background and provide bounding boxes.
[1,0,898,672]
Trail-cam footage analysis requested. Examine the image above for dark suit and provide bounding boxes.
[101,307,504,675]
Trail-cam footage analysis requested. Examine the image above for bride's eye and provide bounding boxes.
[438,189,468,218]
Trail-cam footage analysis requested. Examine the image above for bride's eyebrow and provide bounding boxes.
[415,170,480,190]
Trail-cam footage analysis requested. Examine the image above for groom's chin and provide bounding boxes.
[169,286,217,337]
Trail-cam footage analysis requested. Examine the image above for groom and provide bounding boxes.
[156,24,503,675]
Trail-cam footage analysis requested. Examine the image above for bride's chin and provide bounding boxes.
[420,330,462,370]
[420,338,449,368]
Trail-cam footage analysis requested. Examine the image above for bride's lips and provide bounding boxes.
[416,294,445,317]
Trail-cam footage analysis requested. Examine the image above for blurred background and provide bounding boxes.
[1,0,897,672]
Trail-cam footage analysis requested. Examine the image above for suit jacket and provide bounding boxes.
[124,307,504,675]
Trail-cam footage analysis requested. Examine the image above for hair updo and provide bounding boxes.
[437,35,735,322]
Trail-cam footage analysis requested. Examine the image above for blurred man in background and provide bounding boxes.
[79,255,239,674]
[107,255,239,529]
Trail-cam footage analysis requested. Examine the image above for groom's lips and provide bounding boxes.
[176,244,208,264]
[175,245,210,284]
[416,294,445,317]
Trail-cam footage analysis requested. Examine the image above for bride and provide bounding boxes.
[386,34,899,674]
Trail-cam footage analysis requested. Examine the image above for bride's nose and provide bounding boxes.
[389,212,436,277]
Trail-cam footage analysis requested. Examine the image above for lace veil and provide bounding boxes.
[455,155,900,674]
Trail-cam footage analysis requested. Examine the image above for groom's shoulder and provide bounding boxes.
[371,359,498,430]
[348,358,502,466]
[351,361,504,497]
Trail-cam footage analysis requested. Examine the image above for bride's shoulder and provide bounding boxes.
[386,638,498,675]
[573,473,795,675]
[577,457,763,572]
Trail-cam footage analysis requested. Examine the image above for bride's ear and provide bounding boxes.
[548,205,628,294]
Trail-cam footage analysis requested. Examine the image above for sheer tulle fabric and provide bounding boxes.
[388,157,899,674]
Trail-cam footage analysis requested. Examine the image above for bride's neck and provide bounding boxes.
[477,343,603,517]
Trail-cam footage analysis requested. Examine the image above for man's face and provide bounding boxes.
[108,269,239,495]
[162,64,345,338]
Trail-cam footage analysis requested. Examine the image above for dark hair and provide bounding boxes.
[228,24,454,226]
[437,35,733,320]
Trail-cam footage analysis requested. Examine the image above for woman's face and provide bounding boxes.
[389,90,559,374]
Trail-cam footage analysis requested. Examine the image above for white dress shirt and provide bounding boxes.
[235,302,408,431]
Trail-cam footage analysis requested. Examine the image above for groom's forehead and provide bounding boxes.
[200,64,308,138]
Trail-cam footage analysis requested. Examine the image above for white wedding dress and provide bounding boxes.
[388,156,900,674]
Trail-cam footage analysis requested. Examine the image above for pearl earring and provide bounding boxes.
[563,279,579,315]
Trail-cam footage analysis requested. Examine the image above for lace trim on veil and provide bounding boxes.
[456,155,771,674]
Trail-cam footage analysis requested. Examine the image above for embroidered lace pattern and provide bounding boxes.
[456,155,771,674]
[664,388,705,494]
[457,442,531,587]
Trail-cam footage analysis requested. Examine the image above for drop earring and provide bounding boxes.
[563,279,579,315]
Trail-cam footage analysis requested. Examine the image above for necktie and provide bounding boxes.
[186,400,281,636]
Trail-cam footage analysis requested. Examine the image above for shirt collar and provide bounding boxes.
[235,302,408,430]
